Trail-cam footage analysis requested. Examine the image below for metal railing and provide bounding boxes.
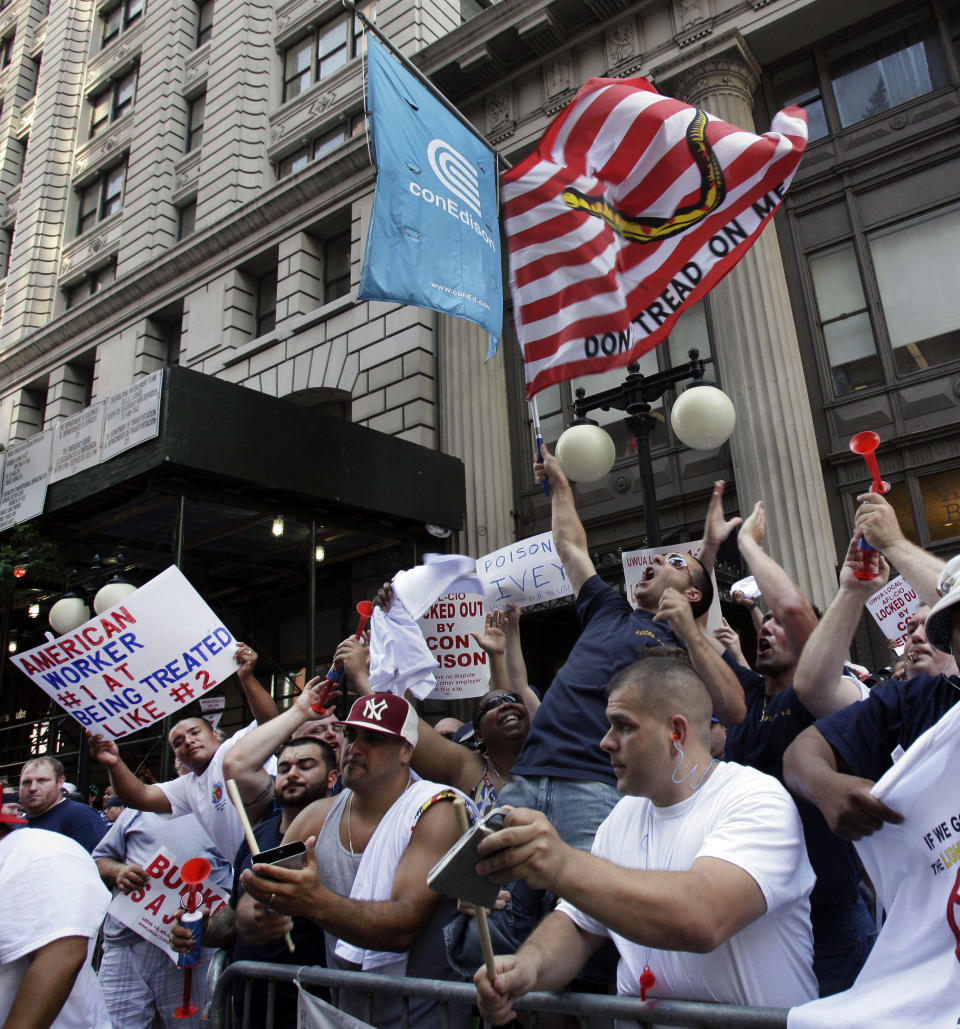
[210,960,790,1028]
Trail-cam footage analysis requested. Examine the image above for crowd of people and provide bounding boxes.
[1,444,959,1029]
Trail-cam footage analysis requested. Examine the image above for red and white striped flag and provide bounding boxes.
[502,77,807,399]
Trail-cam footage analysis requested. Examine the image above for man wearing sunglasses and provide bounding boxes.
[785,492,958,836]
[447,445,745,978]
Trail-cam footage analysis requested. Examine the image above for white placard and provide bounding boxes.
[10,565,239,738]
[198,694,225,712]
[108,846,230,962]
[49,403,105,483]
[0,430,53,532]
[621,538,722,631]
[418,591,490,699]
[102,369,163,461]
[476,531,574,608]
[865,575,922,654]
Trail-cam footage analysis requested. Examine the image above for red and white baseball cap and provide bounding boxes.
[0,810,27,826]
[336,694,419,746]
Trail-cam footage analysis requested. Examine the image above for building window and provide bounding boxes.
[101,0,144,47]
[1,227,13,279]
[89,66,137,137]
[64,260,117,309]
[281,1,373,101]
[277,125,346,178]
[27,54,40,97]
[185,93,204,152]
[323,226,350,303]
[77,162,126,235]
[770,5,952,142]
[0,34,15,68]
[255,269,277,337]
[14,136,27,184]
[195,0,213,47]
[808,203,960,397]
[177,199,196,239]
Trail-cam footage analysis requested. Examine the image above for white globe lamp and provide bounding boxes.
[670,385,736,451]
[49,595,91,635]
[555,421,617,483]
[94,579,137,614]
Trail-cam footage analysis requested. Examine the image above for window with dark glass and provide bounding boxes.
[90,66,137,137]
[1,227,13,280]
[195,0,213,47]
[185,93,204,152]
[0,34,15,68]
[277,126,345,178]
[177,199,196,239]
[101,0,143,47]
[27,55,40,98]
[771,58,829,142]
[323,227,350,303]
[77,162,126,234]
[14,136,27,184]
[64,260,117,309]
[255,269,277,337]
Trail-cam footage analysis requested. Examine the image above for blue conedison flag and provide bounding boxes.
[358,36,503,354]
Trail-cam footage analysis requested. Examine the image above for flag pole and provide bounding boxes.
[530,397,550,498]
[343,0,511,169]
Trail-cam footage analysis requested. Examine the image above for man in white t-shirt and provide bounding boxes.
[474,648,817,1024]
[0,810,112,1029]
[88,643,279,860]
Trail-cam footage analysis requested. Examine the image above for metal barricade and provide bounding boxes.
[209,959,790,1029]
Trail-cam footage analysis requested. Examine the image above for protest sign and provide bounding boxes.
[10,565,238,738]
[865,575,921,654]
[477,532,573,608]
[108,846,230,963]
[621,539,722,631]
[418,591,490,699]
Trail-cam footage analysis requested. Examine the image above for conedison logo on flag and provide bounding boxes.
[427,138,482,215]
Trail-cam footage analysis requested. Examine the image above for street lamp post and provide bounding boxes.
[559,349,735,547]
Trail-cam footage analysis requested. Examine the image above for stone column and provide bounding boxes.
[437,314,513,558]
[669,43,837,608]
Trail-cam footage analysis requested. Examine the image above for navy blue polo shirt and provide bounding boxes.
[512,575,682,785]
[816,672,960,783]
[28,797,108,853]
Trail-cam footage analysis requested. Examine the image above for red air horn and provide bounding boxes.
[311,601,374,713]
[174,856,212,1019]
[849,431,890,582]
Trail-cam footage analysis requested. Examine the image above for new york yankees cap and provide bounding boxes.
[336,693,419,747]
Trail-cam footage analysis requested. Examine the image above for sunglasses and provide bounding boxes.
[665,553,689,571]
[476,693,524,719]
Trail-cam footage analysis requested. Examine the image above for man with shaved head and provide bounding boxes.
[473,649,817,1022]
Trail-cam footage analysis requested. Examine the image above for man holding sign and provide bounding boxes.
[89,644,279,862]
[93,761,232,1029]
[448,447,745,976]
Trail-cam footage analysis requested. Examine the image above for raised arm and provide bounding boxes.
[501,603,533,700]
[783,726,902,841]
[793,538,887,718]
[698,480,742,576]
[737,501,818,650]
[535,445,596,596]
[655,589,747,725]
[855,492,945,606]
[222,677,335,816]
[87,733,172,814]
[234,643,281,726]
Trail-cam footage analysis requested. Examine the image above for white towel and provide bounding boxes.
[369,597,438,700]
[334,779,468,973]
